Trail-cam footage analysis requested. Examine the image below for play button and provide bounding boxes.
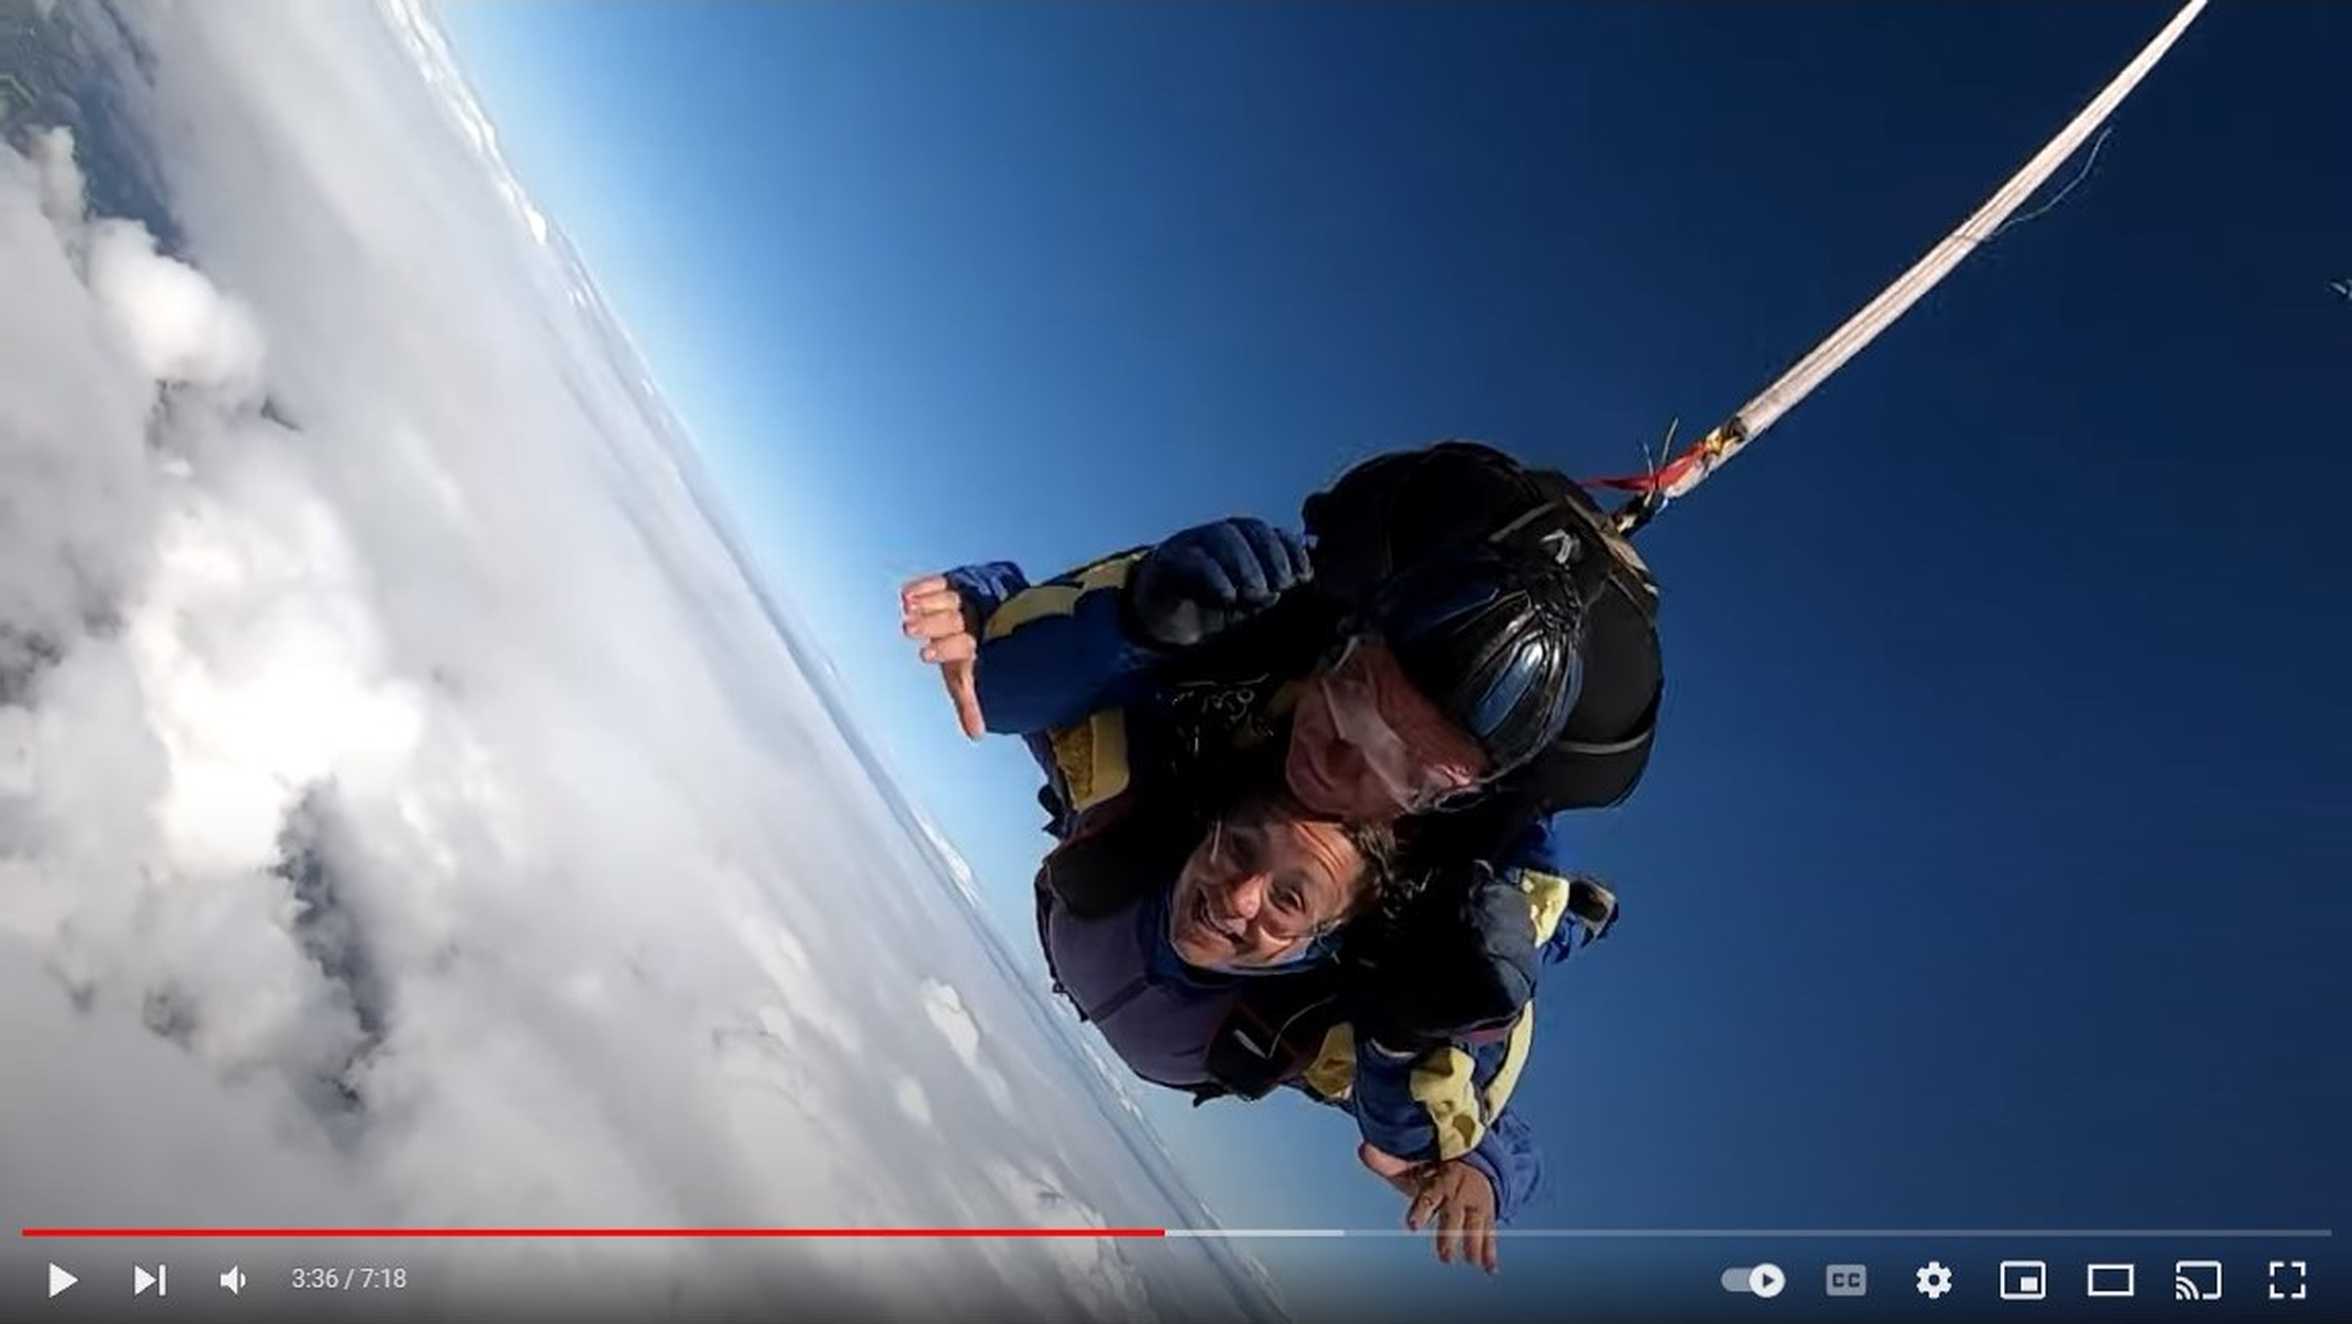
[48,1263,77,1298]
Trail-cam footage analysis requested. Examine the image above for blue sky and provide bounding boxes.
[440,3,2346,1313]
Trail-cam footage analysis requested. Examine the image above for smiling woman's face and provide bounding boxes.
[1166,808,1367,972]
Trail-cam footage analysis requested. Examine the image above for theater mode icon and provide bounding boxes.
[2087,1263,2136,1298]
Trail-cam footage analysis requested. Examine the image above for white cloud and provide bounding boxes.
[28,125,83,230]
[0,4,1277,1320]
[894,1075,935,1127]
[86,218,267,399]
[920,978,983,1066]
[922,976,1015,1114]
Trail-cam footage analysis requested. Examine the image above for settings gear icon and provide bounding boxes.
[1915,1261,1955,1299]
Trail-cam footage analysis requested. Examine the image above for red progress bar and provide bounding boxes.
[22,1227,1167,1239]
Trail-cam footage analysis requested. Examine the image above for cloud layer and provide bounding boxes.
[0,4,1274,1320]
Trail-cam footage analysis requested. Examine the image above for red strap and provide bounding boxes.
[1579,449,1705,494]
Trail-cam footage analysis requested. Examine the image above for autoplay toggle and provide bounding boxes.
[1722,1263,1787,1298]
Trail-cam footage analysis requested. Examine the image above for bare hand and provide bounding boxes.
[899,574,984,740]
[1358,1142,1499,1273]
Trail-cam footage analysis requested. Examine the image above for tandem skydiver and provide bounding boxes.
[898,442,1656,1265]
[901,440,1661,857]
[1032,768,1553,1270]
[901,440,1656,1045]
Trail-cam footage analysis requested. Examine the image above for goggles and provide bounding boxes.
[1311,635,1491,815]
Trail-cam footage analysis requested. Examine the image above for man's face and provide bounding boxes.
[1284,637,1490,821]
[1167,808,1367,971]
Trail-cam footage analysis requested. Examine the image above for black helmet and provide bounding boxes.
[1364,545,1586,778]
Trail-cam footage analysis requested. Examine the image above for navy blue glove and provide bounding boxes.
[1123,517,1312,648]
[1343,861,1539,1053]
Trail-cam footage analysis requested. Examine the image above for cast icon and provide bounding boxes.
[2174,1260,2223,1301]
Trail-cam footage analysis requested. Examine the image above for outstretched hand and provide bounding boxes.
[1358,1141,1500,1274]
[899,574,984,740]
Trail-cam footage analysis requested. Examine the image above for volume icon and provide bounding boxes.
[220,1265,248,1296]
